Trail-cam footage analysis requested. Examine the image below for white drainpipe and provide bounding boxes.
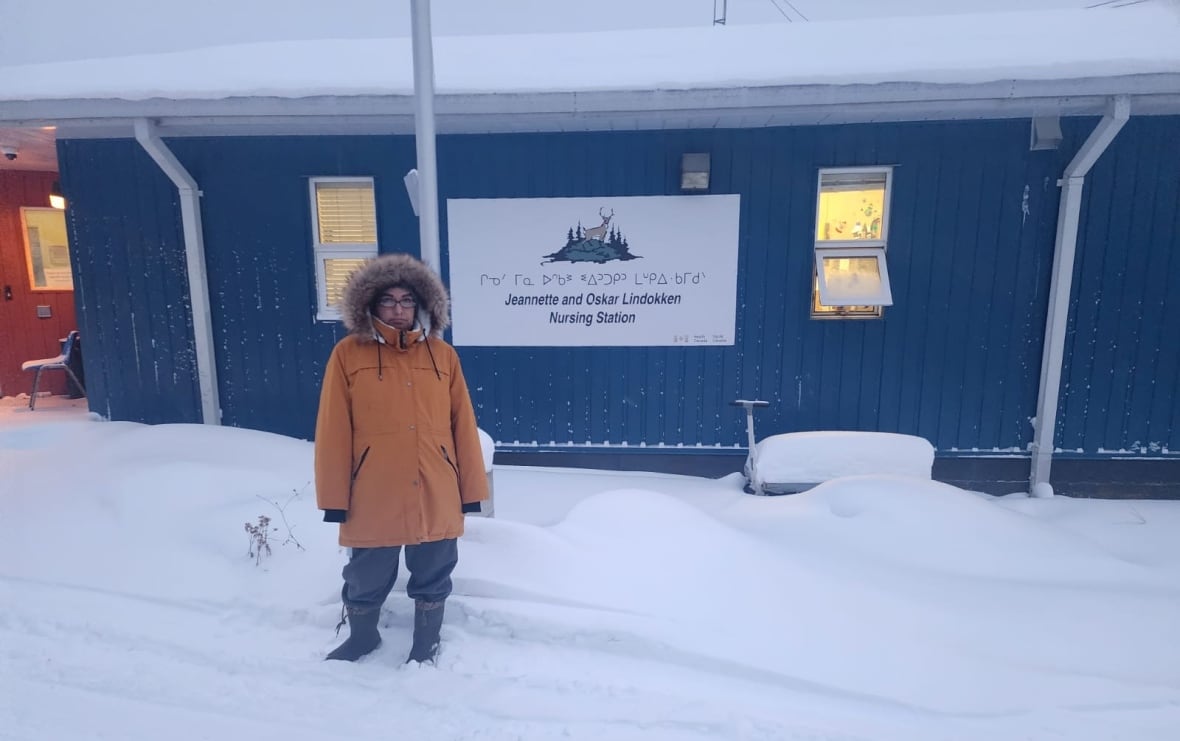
[1030,96,1129,495]
[410,0,442,274]
[133,118,221,426]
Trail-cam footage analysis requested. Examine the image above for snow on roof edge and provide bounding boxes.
[1,6,1178,106]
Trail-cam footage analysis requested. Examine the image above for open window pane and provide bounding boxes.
[315,181,377,245]
[815,170,887,243]
[811,272,881,318]
[323,257,368,308]
[815,249,892,306]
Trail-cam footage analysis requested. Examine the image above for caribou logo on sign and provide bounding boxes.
[542,208,642,265]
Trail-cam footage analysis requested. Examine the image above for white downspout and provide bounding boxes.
[1030,96,1129,495]
[410,0,442,274]
[133,118,221,426]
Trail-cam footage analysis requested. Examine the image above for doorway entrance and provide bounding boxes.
[0,128,81,402]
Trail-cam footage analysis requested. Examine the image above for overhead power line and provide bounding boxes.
[782,0,809,21]
[766,0,794,22]
[765,0,809,23]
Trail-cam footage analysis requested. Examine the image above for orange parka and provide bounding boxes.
[314,254,489,547]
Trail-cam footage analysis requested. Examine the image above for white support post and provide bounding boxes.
[410,0,441,274]
[133,118,221,426]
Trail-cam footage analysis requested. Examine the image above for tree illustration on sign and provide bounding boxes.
[542,208,641,264]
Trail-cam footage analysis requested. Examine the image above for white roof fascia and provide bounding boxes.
[7,74,1180,137]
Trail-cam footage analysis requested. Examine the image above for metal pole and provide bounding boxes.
[731,400,768,494]
[744,406,760,493]
[410,0,441,274]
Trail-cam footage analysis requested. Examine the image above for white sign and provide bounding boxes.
[447,195,740,347]
[21,208,74,291]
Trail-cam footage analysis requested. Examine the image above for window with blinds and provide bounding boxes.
[315,182,378,244]
[310,177,379,320]
[323,257,369,308]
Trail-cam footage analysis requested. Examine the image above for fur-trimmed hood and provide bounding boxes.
[340,254,450,339]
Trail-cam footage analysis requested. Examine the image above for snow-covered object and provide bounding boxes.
[1,6,1178,101]
[1032,481,1055,499]
[477,427,494,472]
[3,402,1180,739]
[753,430,934,485]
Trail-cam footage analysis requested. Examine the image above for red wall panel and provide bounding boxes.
[0,171,79,398]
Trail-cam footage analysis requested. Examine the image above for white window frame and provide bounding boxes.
[811,166,894,319]
[310,176,379,321]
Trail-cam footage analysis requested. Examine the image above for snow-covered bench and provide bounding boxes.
[750,431,934,495]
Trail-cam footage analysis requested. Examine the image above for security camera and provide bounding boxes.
[0,146,16,161]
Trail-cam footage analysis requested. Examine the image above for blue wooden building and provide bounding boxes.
[3,10,1178,495]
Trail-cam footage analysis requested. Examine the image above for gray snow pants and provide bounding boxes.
[340,538,458,610]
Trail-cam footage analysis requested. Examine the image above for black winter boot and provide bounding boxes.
[406,600,445,664]
[325,605,382,661]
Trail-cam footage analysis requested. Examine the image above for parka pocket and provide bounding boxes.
[440,445,463,507]
[352,446,371,481]
[440,445,459,479]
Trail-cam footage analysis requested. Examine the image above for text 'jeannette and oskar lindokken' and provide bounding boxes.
[504,291,682,326]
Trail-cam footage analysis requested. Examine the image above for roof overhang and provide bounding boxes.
[3,74,1179,140]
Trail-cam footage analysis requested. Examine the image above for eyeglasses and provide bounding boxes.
[377,296,417,309]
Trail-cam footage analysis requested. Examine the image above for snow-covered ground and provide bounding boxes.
[1,396,1178,740]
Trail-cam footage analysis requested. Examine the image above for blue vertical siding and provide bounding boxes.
[57,138,202,424]
[60,135,421,436]
[1058,116,1180,455]
[168,135,421,437]
[443,121,1059,452]
[57,115,1178,458]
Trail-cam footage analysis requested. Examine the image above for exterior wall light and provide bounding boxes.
[680,153,711,191]
[1030,116,1063,151]
[49,181,66,210]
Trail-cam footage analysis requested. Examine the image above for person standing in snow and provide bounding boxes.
[314,253,489,664]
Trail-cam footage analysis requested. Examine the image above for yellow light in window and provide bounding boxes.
[816,172,887,243]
